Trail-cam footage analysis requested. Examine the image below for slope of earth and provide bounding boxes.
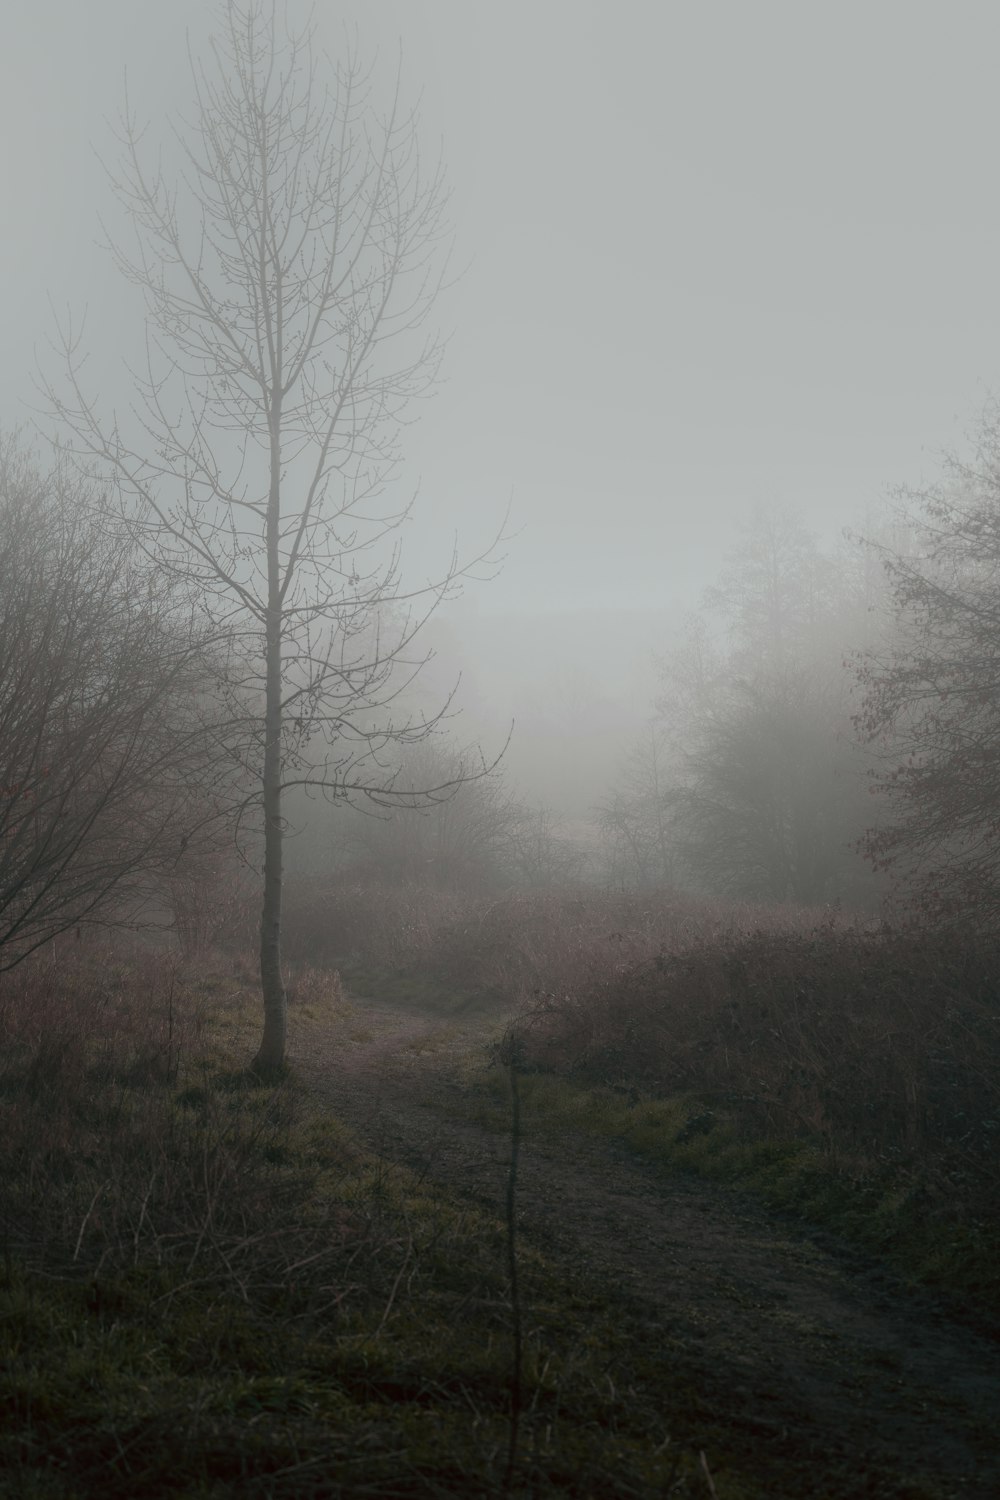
[293,988,1000,1499]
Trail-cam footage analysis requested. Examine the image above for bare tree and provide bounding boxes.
[504,803,586,888]
[596,719,675,890]
[668,664,868,904]
[320,737,585,893]
[603,512,879,906]
[669,514,879,906]
[0,435,220,965]
[856,402,1000,927]
[47,2,494,1071]
[667,515,878,906]
[330,738,516,890]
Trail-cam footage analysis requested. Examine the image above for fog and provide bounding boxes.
[7,12,1000,1465]
[7,0,1000,854]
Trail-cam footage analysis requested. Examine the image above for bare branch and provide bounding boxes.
[40,1,501,1071]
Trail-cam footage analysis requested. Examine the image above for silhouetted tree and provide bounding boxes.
[671,512,876,904]
[607,510,877,905]
[504,804,586,887]
[669,661,868,903]
[857,403,1000,925]
[596,720,675,889]
[47,2,496,1070]
[336,740,516,890]
[0,436,219,965]
[329,737,583,892]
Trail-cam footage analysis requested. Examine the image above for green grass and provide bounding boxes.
[4,942,991,1497]
[0,952,739,1499]
[472,1067,1000,1327]
[0,1127,715,1498]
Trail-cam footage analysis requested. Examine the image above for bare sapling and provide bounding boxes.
[44,0,502,1071]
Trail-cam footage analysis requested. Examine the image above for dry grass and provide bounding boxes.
[0,939,726,1498]
[503,919,1000,1309]
[3,911,995,1492]
[285,876,1000,1311]
[288,877,1000,1210]
[0,943,361,1296]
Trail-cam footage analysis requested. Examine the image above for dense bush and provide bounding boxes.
[282,875,826,1003]
[510,923,1000,1207]
[0,437,225,966]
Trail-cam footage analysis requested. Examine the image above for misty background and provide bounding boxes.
[6,0,1000,833]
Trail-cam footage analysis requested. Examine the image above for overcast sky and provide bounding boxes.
[5,0,1000,621]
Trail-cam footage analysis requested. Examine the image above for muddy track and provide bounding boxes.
[294,991,1000,1499]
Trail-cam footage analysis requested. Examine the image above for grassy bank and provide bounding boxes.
[0,945,738,1498]
[497,923,1000,1322]
[6,902,996,1495]
[283,877,1000,1322]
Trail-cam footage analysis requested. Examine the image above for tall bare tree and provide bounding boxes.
[667,515,877,906]
[596,720,676,890]
[671,513,879,906]
[47,1,491,1071]
[603,512,879,906]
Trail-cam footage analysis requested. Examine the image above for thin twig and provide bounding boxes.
[73,1183,106,1262]
[502,1051,523,1495]
[375,1233,414,1337]
[699,1450,720,1500]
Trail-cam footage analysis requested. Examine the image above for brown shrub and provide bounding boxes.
[512,923,1000,1195]
[283,876,471,974]
[283,874,830,1007]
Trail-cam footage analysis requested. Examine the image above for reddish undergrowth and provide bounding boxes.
[509,923,1000,1264]
[283,876,830,1004]
[285,877,1000,1252]
[0,942,357,1292]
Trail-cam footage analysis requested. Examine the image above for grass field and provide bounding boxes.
[0,945,725,1497]
[2,883,998,1495]
[289,877,1000,1321]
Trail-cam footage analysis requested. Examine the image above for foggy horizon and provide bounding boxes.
[7,1,1000,626]
[6,0,1000,835]
[5,14,1000,1487]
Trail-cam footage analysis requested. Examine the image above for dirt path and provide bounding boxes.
[294,991,1000,1499]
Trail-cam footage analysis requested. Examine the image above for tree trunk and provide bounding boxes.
[254,604,286,1074]
[254,407,287,1077]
